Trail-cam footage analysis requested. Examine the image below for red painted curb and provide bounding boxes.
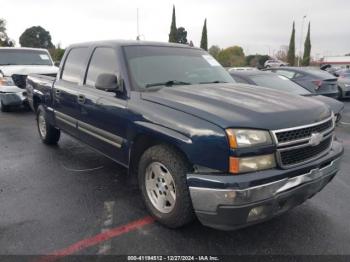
[36,216,155,262]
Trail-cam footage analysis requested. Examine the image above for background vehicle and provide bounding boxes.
[228,67,256,72]
[334,70,350,99]
[229,70,344,122]
[264,59,288,68]
[27,40,343,230]
[266,67,339,99]
[0,47,58,112]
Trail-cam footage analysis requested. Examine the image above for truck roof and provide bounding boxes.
[68,40,201,50]
[0,47,50,52]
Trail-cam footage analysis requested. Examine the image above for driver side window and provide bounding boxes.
[85,47,118,88]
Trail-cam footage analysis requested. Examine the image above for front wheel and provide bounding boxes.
[138,145,195,228]
[37,105,61,145]
[0,100,10,112]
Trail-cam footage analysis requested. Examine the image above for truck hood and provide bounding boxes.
[0,65,58,76]
[308,95,344,115]
[141,83,331,130]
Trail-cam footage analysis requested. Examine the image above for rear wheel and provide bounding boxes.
[37,105,61,145]
[338,86,343,100]
[138,145,195,228]
[0,100,10,112]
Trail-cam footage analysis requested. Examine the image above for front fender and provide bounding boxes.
[128,120,229,173]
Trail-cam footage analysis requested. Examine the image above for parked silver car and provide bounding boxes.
[336,70,350,99]
[264,59,288,68]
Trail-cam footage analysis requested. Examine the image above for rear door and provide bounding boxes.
[77,47,128,165]
[53,47,89,137]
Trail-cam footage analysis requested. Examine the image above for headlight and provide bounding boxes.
[0,76,15,86]
[229,154,276,174]
[226,129,272,148]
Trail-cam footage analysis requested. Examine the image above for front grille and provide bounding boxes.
[273,116,335,168]
[275,119,333,143]
[279,136,332,166]
[12,74,27,89]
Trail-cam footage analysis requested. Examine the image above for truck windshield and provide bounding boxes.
[123,45,234,90]
[0,49,53,66]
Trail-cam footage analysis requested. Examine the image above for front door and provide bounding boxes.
[76,47,128,165]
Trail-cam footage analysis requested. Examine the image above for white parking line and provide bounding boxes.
[340,121,350,125]
[98,201,115,255]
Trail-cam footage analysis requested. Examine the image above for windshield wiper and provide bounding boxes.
[145,80,191,88]
[199,80,228,84]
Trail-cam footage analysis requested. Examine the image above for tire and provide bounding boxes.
[37,105,61,145]
[138,144,195,228]
[0,100,10,112]
[338,86,343,100]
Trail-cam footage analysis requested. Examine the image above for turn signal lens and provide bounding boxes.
[229,154,276,174]
[226,129,238,148]
[0,76,15,86]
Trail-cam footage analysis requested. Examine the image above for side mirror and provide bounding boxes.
[95,73,122,92]
[54,61,60,67]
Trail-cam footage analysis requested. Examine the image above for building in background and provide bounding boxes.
[320,56,350,68]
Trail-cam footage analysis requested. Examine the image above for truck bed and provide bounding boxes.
[26,74,55,112]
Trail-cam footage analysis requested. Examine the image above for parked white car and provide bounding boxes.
[264,59,288,68]
[0,47,58,112]
[228,67,256,72]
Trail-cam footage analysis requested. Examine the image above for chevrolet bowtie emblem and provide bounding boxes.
[309,132,323,146]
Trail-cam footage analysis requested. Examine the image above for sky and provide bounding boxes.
[2,0,350,58]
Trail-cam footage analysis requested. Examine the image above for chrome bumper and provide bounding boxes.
[189,157,341,213]
[0,92,27,106]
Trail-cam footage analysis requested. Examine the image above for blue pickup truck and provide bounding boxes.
[26,40,343,230]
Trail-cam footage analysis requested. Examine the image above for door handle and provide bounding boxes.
[77,94,86,104]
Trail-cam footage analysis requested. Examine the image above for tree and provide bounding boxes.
[19,26,54,49]
[302,22,311,66]
[209,45,220,59]
[49,43,65,62]
[0,19,14,47]
[168,5,177,43]
[176,27,188,44]
[217,46,246,67]
[200,19,208,51]
[246,54,269,68]
[275,45,289,62]
[287,22,296,66]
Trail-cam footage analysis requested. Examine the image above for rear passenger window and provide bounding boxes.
[85,48,118,87]
[275,70,295,79]
[61,48,88,83]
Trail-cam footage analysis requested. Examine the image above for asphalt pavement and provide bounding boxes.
[0,101,350,257]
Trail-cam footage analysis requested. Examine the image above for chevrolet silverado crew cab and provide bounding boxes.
[0,47,58,112]
[27,41,343,230]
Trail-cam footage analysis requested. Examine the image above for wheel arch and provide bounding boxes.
[127,122,193,178]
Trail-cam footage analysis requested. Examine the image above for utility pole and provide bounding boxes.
[298,15,307,66]
[136,8,140,40]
